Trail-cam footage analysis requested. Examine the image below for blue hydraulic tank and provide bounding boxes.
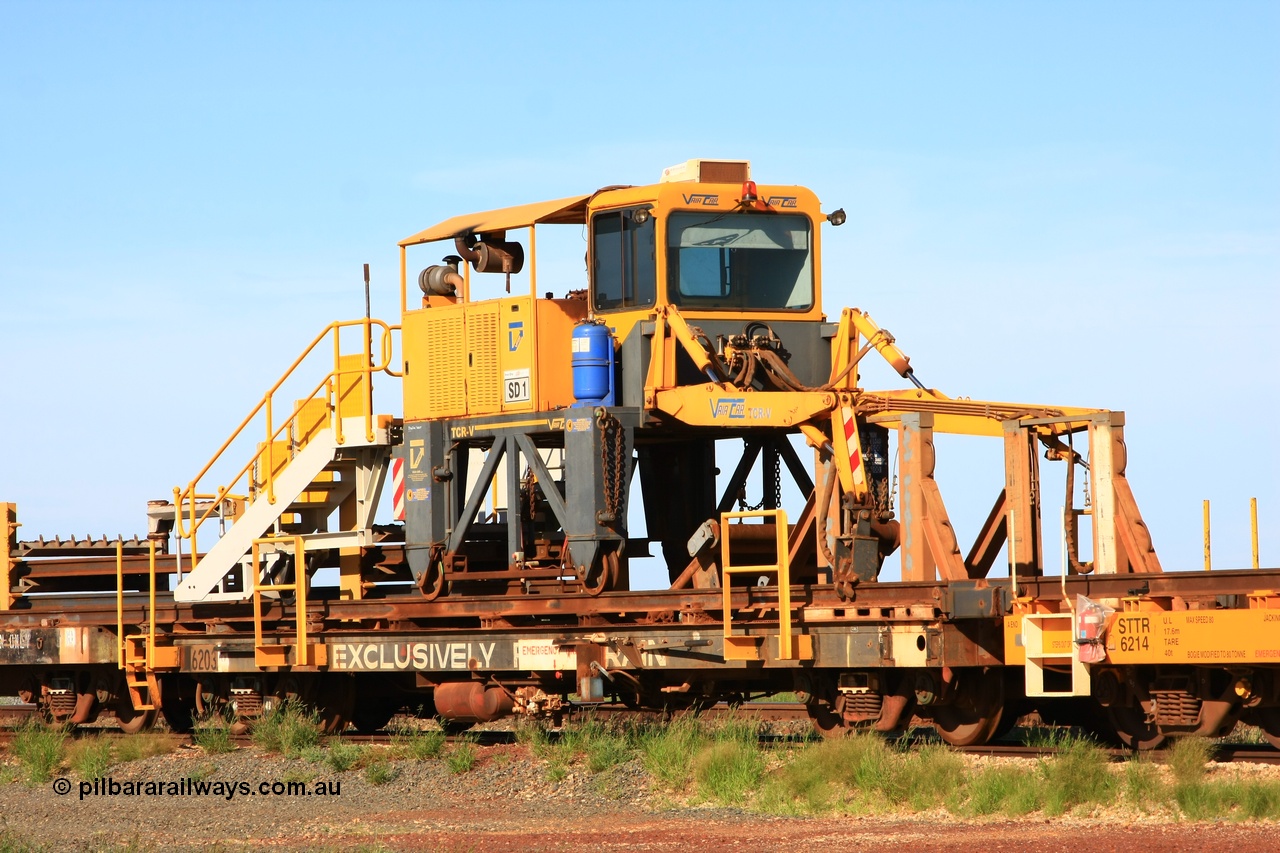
[571,321,615,407]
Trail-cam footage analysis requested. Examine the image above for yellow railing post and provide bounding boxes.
[399,244,407,315]
[147,541,156,668]
[1252,497,1260,570]
[252,539,264,655]
[364,316,374,442]
[295,534,308,666]
[1204,499,1212,571]
[116,539,124,669]
[265,395,275,505]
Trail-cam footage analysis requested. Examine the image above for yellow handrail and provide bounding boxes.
[173,318,400,557]
[115,539,124,668]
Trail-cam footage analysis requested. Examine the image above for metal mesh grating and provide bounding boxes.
[467,309,500,413]
[699,161,750,183]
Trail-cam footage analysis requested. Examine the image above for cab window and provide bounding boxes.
[592,207,656,312]
[667,211,813,311]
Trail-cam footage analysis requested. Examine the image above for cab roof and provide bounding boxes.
[398,194,590,247]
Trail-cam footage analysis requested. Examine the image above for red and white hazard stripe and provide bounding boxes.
[841,407,866,488]
[392,457,405,521]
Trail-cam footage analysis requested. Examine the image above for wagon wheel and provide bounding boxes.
[806,701,847,739]
[1252,707,1280,750]
[315,674,356,735]
[352,702,399,734]
[1107,705,1166,750]
[16,676,51,724]
[930,668,1004,747]
[351,675,401,734]
[115,699,156,734]
[157,675,197,734]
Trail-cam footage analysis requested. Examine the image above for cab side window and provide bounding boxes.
[592,207,655,312]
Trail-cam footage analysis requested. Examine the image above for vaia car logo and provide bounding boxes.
[710,398,746,419]
[508,321,524,351]
[682,193,719,206]
[710,398,773,420]
[766,196,798,208]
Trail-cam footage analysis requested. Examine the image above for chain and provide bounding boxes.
[737,447,783,512]
[597,411,627,519]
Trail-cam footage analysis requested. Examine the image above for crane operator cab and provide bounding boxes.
[397,158,840,419]
[395,159,874,592]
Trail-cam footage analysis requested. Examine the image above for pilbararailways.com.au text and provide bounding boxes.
[54,777,342,800]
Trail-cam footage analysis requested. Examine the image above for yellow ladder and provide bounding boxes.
[116,541,158,710]
[720,509,813,662]
[251,536,324,668]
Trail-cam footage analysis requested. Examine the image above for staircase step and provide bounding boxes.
[293,398,331,450]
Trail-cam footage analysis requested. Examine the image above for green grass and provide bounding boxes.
[391,727,446,761]
[446,740,478,774]
[1122,755,1164,811]
[113,732,179,763]
[1167,736,1212,785]
[1038,737,1115,816]
[957,764,1041,816]
[364,759,399,786]
[692,738,764,805]
[761,732,964,814]
[325,739,366,772]
[1175,779,1280,821]
[11,720,67,786]
[637,715,707,792]
[282,768,316,785]
[192,710,237,754]
[502,717,1280,822]
[251,699,323,758]
[66,738,113,780]
[564,717,634,773]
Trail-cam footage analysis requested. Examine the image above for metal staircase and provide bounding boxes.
[171,319,399,604]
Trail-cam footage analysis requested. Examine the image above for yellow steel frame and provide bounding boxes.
[173,317,400,563]
[719,510,812,662]
[251,535,316,668]
[1,503,16,610]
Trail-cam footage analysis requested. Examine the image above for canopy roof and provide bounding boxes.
[398,194,590,247]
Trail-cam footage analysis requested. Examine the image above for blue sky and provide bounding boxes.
[2,2,1276,586]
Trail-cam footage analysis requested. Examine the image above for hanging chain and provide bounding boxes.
[737,447,783,512]
[597,410,627,520]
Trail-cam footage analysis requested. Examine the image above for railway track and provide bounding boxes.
[3,701,1278,764]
